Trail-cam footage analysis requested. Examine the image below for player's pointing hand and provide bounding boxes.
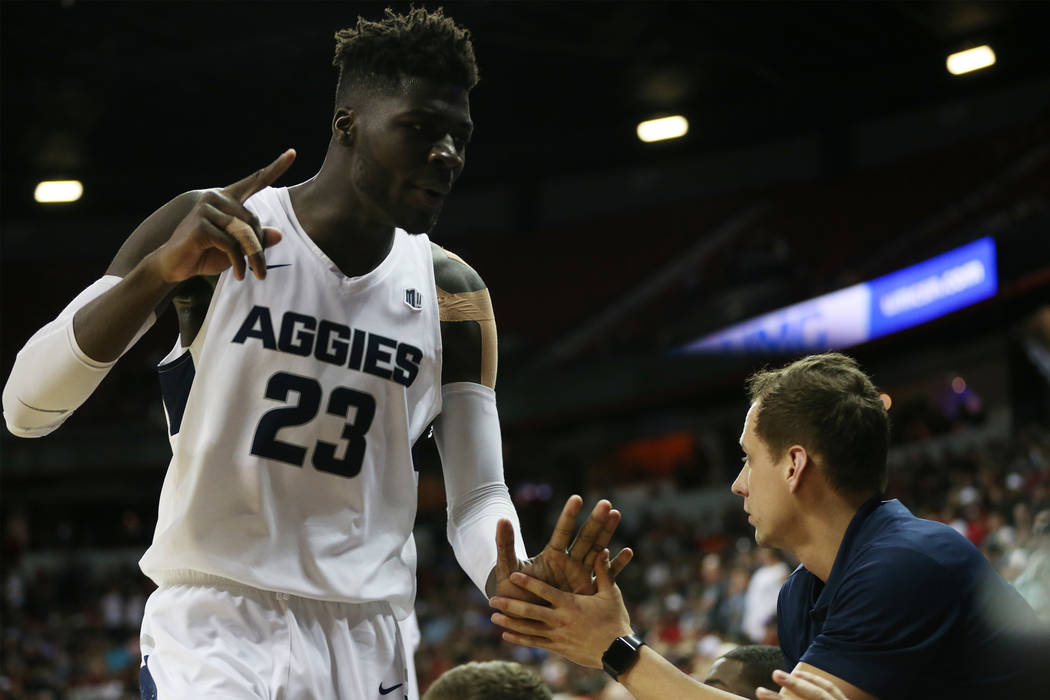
[151,149,296,283]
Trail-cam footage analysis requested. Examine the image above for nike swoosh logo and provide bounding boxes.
[266,263,292,269]
[378,682,403,695]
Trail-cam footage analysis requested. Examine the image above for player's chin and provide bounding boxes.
[399,208,441,234]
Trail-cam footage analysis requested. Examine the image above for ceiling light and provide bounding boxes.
[35,180,83,203]
[946,45,995,76]
[636,115,689,143]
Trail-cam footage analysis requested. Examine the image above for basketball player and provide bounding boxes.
[3,8,630,698]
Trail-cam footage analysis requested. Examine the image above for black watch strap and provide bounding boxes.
[601,633,646,680]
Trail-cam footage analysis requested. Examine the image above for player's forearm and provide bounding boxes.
[3,264,164,436]
[435,382,528,595]
[445,479,524,595]
[619,647,747,700]
[72,251,176,362]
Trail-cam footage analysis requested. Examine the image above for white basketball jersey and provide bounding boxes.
[139,187,442,618]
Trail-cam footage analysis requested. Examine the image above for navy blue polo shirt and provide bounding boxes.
[778,497,1041,698]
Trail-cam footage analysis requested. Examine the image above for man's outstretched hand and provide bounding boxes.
[489,549,634,669]
[486,495,633,601]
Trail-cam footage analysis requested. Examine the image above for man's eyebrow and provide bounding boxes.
[399,108,473,131]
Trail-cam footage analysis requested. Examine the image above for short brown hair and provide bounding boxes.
[747,353,889,496]
[423,661,551,700]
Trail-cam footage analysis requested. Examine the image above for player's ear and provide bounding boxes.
[333,108,355,146]
[785,445,810,493]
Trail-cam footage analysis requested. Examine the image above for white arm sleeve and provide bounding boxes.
[434,381,529,595]
[3,275,156,437]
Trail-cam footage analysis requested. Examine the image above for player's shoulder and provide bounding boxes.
[430,242,486,294]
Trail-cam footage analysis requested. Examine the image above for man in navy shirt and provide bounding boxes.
[488,353,1044,699]
[777,496,1039,698]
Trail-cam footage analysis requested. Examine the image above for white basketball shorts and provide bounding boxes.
[138,572,412,699]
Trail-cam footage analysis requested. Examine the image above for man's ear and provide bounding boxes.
[785,445,810,494]
[332,108,355,145]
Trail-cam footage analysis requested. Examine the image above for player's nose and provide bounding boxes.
[428,134,464,171]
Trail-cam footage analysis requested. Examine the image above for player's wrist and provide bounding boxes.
[140,247,185,288]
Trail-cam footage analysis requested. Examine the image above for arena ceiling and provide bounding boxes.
[2,1,1050,220]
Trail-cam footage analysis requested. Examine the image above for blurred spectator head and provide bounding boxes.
[701,553,722,583]
[746,353,889,497]
[1034,509,1050,540]
[422,660,552,700]
[702,644,786,699]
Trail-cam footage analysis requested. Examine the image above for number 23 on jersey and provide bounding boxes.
[251,371,376,478]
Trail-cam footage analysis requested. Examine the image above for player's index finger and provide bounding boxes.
[224,149,297,203]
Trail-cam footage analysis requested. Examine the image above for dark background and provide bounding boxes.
[2,2,1050,695]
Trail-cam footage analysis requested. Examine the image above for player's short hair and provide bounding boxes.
[721,644,787,694]
[332,6,479,103]
[747,353,889,496]
[422,661,551,700]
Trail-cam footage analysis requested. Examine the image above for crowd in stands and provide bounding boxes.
[3,419,1049,698]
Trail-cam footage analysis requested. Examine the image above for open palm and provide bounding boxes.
[489,495,633,602]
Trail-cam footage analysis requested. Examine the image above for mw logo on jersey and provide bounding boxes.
[404,288,423,310]
[232,305,423,387]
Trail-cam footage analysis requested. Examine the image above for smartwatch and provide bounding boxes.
[601,633,646,680]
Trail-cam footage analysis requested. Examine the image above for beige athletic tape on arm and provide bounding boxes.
[437,286,498,388]
[442,249,469,267]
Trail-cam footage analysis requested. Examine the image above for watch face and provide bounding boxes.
[602,635,644,678]
[605,639,634,666]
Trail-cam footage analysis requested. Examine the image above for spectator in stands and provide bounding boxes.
[697,552,727,632]
[720,566,751,642]
[490,353,1042,699]
[703,645,785,699]
[422,660,551,700]
[1014,508,1050,621]
[741,548,787,644]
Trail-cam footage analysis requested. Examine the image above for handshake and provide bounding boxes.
[487,495,850,700]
